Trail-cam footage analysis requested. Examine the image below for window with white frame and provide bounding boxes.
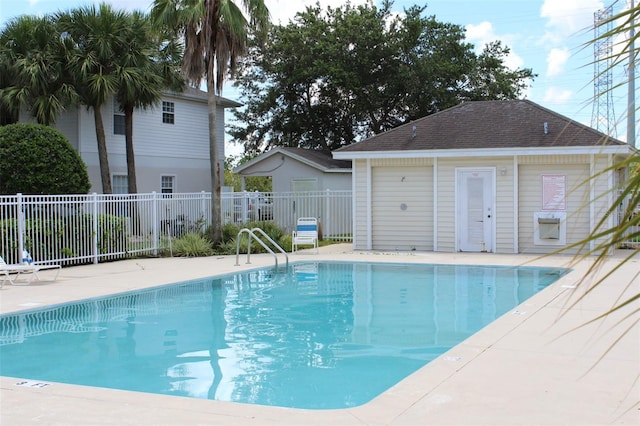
[291,178,318,192]
[161,175,175,193]
[113,98,125,135]
[112,175,128,194]
[162,101,175,124]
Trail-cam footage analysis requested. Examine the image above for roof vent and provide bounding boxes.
[544,122,548,134]
[412,125,417,139]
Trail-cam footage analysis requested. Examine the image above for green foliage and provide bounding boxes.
[1,7,186,194]
[172,232,214,257]
[217,220,290,254]
[95,214,128,255]
[112,10,185,194]
[0,213,126,263]
[0,123,90,195]
[230,1,535,153]
[224,155,272,192]
[150,0,270,246]
[0,14,77,125]
[556,4,639,374]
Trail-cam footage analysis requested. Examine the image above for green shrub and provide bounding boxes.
[0,123,90,195]
[216,221,291,255]
[172,232,213,257]
[96,214,127,255]
[0,213,126,263]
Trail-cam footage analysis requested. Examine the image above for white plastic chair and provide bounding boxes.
[292,217,319,253]
[0,252,61,286]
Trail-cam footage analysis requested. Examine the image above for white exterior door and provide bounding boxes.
[457,169,495,252]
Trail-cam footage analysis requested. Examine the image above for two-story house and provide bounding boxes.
[48,87,240,194]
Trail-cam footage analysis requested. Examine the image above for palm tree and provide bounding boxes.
[57,4,130,194]
[0,15,76,125]
[150,0,270,245]
[114,11,184,195]
[564,4,639,357]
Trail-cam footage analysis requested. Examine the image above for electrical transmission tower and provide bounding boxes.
[591,5,617,138]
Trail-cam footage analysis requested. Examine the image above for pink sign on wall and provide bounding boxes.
[542,174,566,210]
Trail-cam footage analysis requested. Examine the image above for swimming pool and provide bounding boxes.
[0,261,566,409]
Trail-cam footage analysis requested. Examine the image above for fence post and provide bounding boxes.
[17,193,25,261]
[152,191,158,255]
[92,193,99,264]
[325,189,331,240]
[200,190,207,231]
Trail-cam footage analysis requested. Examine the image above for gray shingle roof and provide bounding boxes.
[233,146,351,174]
[334,100,627,153]
[167,86,242,108]
[279,147,351,170]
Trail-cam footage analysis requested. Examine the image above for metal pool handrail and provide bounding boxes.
[235,227,289,268]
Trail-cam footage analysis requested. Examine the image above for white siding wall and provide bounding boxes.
[351,155,610,255]
[435,160,455,252]
[434,157,514,253]
[591,154,614,251]
[494,159,516,253]
[263,157,323,193]
[55,94,226,193]
[322,172,352,191]
[239,155,351,193]
[371,164,433,250]
[437,157,515,253]
[353,159,369,250]
[518,156,591,254]
[53,111,80,151]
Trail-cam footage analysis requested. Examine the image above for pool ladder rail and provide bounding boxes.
[235,227,289,268]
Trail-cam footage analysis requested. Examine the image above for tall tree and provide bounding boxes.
[229,1,535,154]
[57,4,131,194]
[0,15,77,125]
[151,0,270,245]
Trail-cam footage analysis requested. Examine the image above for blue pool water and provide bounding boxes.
[0,261,566,409]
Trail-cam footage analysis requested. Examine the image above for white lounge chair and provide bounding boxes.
[292,217,319,253]
[0,252,61,286]
[0,269,9,289]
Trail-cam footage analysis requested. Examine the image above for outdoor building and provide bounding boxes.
[33,87,241,194]
[332,100,635,254]
[232,146,352,193]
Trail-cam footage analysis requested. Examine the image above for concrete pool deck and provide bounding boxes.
[0,244,638,425]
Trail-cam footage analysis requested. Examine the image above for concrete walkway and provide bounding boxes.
[1,245,638,425]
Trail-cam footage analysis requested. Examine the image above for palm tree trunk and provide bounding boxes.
[207,82,222,245]
[124,105,141,235]
[125,106,137,194]
[93,106,112,194]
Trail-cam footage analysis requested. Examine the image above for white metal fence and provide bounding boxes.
[0,190,352,266]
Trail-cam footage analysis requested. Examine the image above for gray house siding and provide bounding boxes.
[234,147,352,194]
[19,90,238,194]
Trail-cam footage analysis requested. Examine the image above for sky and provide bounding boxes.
[1,0,636,155]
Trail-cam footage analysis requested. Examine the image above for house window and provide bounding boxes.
[113,99,125,135]
[292,178,318,192]
[161,175,175,193]
[112,175,128,194]
[162,101,175,124]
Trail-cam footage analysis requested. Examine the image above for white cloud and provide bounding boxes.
[265,0,368,25]
[465,21,493,42]
[540,0,604,41]
[543,87,573,104]
[546,47,570,76]
[465,21,523,70]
